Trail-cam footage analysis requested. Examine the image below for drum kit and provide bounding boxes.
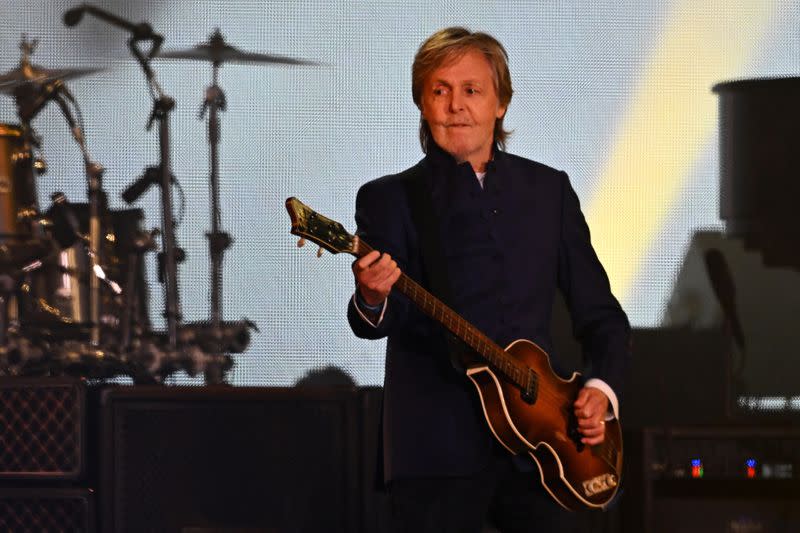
[0,5,313,383]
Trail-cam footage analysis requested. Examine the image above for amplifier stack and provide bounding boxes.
[0,378,94,532]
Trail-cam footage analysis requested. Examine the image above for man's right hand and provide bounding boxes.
[352,250,402,306]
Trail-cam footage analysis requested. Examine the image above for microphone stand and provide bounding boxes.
[128,37,182,349]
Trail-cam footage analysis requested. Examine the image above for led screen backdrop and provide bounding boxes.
[1,0,798,385]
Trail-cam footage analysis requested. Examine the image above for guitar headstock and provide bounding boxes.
[285,197,359,256]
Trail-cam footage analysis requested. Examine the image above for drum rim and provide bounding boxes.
[0,123,22,137]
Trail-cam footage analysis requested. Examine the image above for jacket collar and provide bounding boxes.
[424,140,505,172]
[422,141,507,195]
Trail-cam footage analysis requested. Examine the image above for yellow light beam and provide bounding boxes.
[586,0,777,304]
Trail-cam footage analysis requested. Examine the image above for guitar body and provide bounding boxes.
[465,339,622,510]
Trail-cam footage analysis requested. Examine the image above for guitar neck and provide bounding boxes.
[355,240,530,390]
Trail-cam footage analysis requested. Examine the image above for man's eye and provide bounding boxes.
[433,88,446,96]
[466,87,478,95]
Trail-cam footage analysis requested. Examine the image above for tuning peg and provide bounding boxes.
[317,247,324,258]
[297,237,306,247]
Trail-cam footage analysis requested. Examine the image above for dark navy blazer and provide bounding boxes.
[347,144,630,482]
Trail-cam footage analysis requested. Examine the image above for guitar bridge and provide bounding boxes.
[520,368,538,404]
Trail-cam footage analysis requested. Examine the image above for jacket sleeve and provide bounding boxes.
[347,178,414,340]
[555,171,631,398]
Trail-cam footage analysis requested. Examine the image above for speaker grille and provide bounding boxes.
[0,379,85,479]
[0,488,93,532]
[101,386,359,533]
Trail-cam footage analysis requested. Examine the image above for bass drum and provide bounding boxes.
[20,204,150,341]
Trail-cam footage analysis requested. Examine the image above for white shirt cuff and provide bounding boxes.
[351,293,387,327]
[584,378,619,421]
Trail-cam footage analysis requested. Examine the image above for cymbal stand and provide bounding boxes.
[128,35,183,349]
[200,58,232,352]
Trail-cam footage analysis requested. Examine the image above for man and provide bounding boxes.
[348,27,630,532]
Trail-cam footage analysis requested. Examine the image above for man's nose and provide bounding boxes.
[448,90,464,112]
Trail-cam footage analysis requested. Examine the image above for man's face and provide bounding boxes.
[420,49,507,172]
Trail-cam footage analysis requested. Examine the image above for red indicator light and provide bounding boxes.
[746,459,757,478]
[691,459,704,479]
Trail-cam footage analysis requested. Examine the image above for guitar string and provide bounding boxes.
[397,273,589,404]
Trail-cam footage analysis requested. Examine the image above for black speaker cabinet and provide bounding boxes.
[622,328,731,428]
[99,386,360,533]
[0,378,86,480]
[0,487,94,532]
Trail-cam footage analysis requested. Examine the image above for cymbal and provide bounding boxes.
[157,29,318,66]
[0,63,103,94]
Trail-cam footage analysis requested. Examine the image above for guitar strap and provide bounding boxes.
[404,163,466,372]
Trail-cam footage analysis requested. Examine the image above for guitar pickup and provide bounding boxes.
[520,368,538,404]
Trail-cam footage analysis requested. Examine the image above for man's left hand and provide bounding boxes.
[573,387,609,445]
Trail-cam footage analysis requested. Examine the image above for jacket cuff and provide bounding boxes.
[351,292,387,327]
[584,378,619,421]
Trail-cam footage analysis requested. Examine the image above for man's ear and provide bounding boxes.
[496,104,508,119]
